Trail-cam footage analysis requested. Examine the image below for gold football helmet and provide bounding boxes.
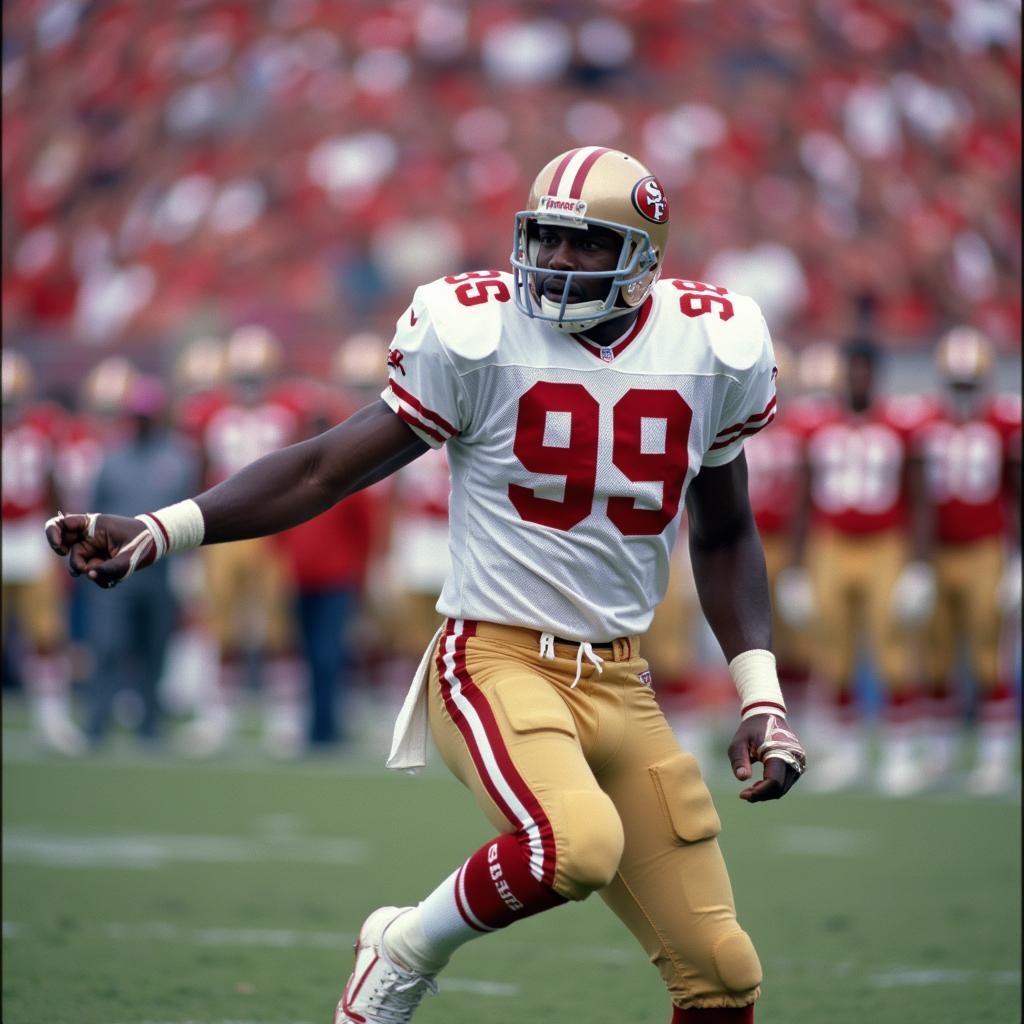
[935,325,994,387]
[511,146,669,332]
[81,356,137,415]
[797,340,841,396]
[2,350,34,407]
[332,332,388,393]
[174,336,226,395]
[224,325,283,383]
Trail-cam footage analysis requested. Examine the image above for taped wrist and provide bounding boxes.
[135,499,205,561]
[729,649,786,721]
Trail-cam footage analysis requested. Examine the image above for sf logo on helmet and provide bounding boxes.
[631,176,669,224]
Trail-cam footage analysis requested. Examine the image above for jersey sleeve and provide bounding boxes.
[703,315,778,468]
[380,297,469,449]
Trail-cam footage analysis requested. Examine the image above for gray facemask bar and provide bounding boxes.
[509,211,657,325]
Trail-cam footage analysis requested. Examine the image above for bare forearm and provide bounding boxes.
[197,401,426,544]
[686,454,773,661]
[689,517,773,661]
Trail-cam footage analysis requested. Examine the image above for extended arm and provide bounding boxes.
[199,400,427,542]
[46,400,428,584]
[686,453,805,801]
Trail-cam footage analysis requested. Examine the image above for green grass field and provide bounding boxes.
[2,706,1020,1024]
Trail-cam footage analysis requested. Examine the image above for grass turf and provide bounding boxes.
[2,728,1019,1024]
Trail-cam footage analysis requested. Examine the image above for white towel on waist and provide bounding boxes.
[386,624,444,774]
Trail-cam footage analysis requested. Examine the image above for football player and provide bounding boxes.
[915,327,1021,794]
[2,351,85,754]
[182,324,306,758]
[785,337,933,795]
[46,147,805,1024]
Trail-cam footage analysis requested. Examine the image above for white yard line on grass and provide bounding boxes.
[868,967,1021,988]
[1,827,368,869]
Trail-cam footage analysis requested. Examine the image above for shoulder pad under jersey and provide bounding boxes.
[411,271,515,363]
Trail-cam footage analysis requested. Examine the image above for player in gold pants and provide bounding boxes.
[428,621,762,1011]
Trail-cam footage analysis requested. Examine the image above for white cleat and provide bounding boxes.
[802,733,866,793]
[37,715,87,757]
[877,751,930,797]
[334,906,438,1024]
[176,709,232,758]
[965,760,1016,796]
[966,723,1019,796]
[877,729,931,797]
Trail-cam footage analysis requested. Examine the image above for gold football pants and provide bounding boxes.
[2,568,65,652]
[201,538,295,655]
[807,527,914,693]
[929,537,1005,692]
[427,619,762,1011]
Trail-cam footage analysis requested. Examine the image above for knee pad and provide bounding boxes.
[552,789,624,900]
[712,929,763,995]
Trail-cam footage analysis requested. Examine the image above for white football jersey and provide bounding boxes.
[381,270,776,641]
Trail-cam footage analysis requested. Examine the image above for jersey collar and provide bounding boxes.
[570,296,653,364]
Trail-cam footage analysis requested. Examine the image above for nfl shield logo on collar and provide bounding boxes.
[600,347,614,363]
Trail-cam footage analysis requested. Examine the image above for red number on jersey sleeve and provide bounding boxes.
[444,270,511,307]
[607,389,692,535]
[509,382,599,530]
[671,279,734,321]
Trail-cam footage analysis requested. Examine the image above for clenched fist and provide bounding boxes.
[44,512,157,588]
[727,713,806,803]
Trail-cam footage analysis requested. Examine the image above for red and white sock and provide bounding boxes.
[385,833,566,973]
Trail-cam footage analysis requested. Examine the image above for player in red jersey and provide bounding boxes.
[2,351,85,754]
[788,337,933,795]
[914,327,1021,794]
[181,325,306,758]
[47,147,805,1023]
[743,342,820,705]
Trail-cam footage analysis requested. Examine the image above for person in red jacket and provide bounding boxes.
[915,327,1021,794]
[276,384,382,748]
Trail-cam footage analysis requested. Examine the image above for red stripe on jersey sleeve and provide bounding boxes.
[388,379,458,436]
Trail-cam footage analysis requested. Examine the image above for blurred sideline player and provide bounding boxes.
[55,356,138,688]
[2,351,84,754]
[48,146,807,1023]
[182,325,305,758]
[915,327,1021,794]
[160,337,230,719]
[743,341,817,708]
[786,337,933,795]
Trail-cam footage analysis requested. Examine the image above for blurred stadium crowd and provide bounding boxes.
[2,1,1021,794]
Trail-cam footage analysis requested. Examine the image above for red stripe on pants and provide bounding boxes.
[435,620,559,887]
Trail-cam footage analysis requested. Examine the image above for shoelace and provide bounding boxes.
[368,963,438,1024]
[538,632,605,689]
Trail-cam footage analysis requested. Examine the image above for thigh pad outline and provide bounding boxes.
[649,751,721,843]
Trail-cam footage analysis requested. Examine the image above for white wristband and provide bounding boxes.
[135,499,205,560]
[729,649,787,721]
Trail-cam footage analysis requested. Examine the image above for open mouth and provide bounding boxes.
[540,277,583,302]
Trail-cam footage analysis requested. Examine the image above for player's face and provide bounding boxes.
[531,224,622,306]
